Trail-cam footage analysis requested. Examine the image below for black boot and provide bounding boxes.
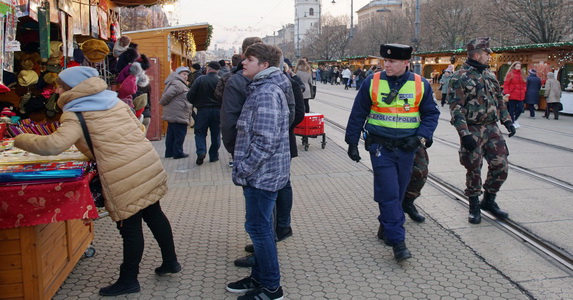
[402,197,425,223]
[392,241,412,262]
[468,196,481,224]
[155,261,182,275]
[377,224,391,246]
[480,192,509,219]
[99,268,140,296]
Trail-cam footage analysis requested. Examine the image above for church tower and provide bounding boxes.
[295,0,320,58]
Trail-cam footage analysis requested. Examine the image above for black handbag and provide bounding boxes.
[557,102,563,112]
[75,112,105,207]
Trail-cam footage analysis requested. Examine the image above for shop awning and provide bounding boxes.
[123,23,212,52]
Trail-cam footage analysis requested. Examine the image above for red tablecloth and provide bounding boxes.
[0,172,99,229]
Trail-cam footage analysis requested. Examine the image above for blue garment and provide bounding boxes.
[525,74,542,105]
[232,70,291,192]
[194,107,221,160]
[371,145,415,244]
[165,122,188,158]
[243,186,280,290]
[63,90,120,112]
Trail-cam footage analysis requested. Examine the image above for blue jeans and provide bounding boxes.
[194,107,221,160]
[369,144,415,245]
[165,122,188,158]
[276,179,292,228]
[243,186,280,290]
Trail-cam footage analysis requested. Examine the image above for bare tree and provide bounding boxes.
[419,0,484,50]
[486,0,573,43]
[348,10,412,56]
[301,14,351,60]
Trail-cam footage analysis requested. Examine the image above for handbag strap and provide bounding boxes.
[75,112,96,159]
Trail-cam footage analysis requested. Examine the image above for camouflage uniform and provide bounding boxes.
[404,146,429,201]
[447,60,512,197]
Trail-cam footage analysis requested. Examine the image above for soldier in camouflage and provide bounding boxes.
[403,146,430,223]
[447,37,516,224]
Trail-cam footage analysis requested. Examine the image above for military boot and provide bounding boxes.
[402,197,425,223]
[392,241,412,262]
[480,192,509,219]
[377,224,391,246]
[468,196,481,224]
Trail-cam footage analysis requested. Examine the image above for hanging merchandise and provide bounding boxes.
[4,3,17,73]
[81,39,109,63]
[90,4,98,38]
[14,0,29,18]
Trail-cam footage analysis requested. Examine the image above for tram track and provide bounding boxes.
[321,115,573,275]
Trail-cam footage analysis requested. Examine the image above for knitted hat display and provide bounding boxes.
[58,66,99,88]
[132,93,148,111]
[47,41,63,65]
[82,39,110,63]
[21,59,35,70]
[43,72,58,85]
[1,107,15,117]
[18,70,39,86]
[0,83,10,93]
[19,92,32,114]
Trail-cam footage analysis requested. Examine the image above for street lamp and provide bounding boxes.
[331,0,353,38]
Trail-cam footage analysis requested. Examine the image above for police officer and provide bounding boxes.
[447,37,516,224]
[345,44,439,261]
[402,146,430,223]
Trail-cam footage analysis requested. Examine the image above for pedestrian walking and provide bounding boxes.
[187,61,222,165]
[544,71,562,120]
[342,67,352,90]
[503,61,526,128]
[160,66,193,159]
[14,67,181,297]
[345,43,439,262]
[296,59,313,113]
[225,43,290,300]
[447,37,515,224]
[439,66,454,107]
[525,69,542,118]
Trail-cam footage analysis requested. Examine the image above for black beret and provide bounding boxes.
[207,61,221,71]
[380,44,413,60]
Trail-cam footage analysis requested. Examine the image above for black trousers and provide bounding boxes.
[116,201,177,279]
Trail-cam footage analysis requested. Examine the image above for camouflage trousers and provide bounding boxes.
[459,124,509,197]
[404,147,429,201]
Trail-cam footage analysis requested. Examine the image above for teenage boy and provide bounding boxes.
[225,43,290,300]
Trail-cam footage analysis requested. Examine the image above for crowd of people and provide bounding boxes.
[10,31,568,300]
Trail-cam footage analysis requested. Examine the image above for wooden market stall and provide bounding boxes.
[0,1,170,299]
[416,42,573,111]
[123,23,212,140]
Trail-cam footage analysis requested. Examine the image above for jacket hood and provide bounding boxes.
[58,77,120,112]
[164,71,187,85]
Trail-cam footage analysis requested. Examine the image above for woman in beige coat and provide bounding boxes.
[14,67,180,297]
[544,71,562,120]
[295,59,314,113]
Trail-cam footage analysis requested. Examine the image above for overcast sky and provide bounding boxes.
[178,0,370,49]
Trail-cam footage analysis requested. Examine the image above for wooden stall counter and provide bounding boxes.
[0,147,99,300]
[0,219,93,300]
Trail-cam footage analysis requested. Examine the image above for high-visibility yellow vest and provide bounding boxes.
[367,72,423,129]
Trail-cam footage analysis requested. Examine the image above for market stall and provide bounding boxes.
[0,138,99,300]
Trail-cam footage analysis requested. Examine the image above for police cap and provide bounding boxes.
[380,44,413,60]
[466,37,492,53]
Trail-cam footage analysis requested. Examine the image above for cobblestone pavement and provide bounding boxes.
[54,131,530,299]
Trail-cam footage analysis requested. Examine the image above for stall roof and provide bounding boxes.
[123,23,212,51]
[415,41,573,57]
[111,0,164,6]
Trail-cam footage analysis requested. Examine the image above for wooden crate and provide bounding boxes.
[0,219,93,300]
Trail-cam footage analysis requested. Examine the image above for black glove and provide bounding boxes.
[504,121,516,137]
[425,138,433,148]
[347,144,361,162]
[402,136,422,152]
[461,135,477,151]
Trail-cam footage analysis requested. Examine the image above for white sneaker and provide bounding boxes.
[513,121,520,128]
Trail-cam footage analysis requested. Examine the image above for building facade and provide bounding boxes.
[295,0,320,58]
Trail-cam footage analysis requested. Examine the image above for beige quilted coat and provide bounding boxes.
[14,78,168,221]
